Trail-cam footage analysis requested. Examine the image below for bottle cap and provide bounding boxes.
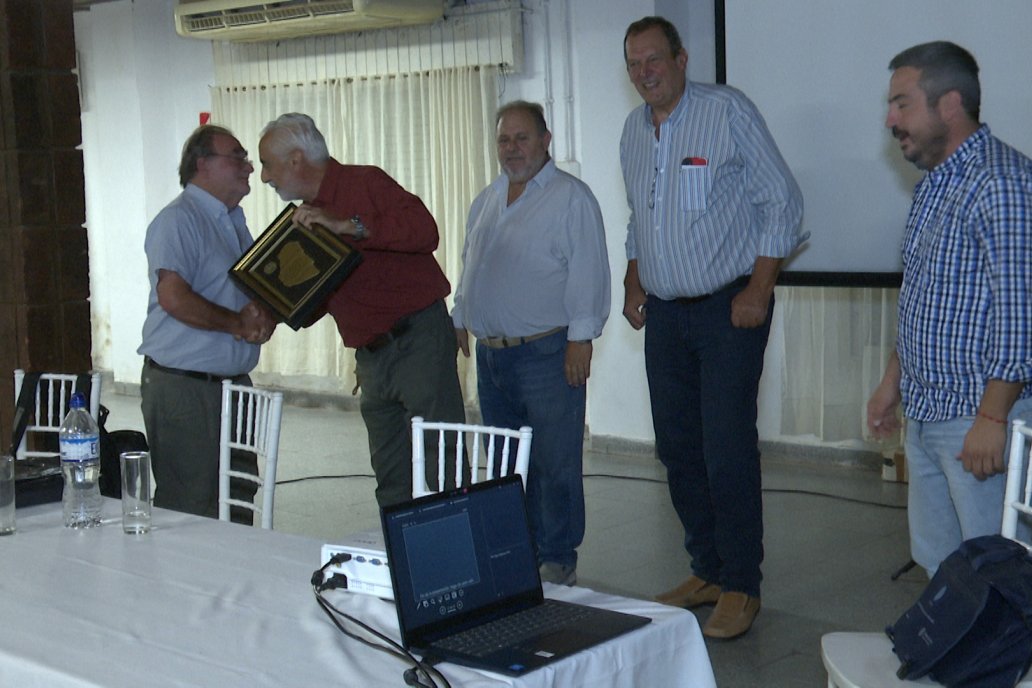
[70,392,86,409]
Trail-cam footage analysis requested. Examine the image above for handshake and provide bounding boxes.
[236,300,277,344]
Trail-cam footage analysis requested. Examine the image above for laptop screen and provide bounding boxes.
[381,476,542,646]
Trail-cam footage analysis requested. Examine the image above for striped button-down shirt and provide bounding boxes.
[898,125,1032,422]
[620,82,804,299]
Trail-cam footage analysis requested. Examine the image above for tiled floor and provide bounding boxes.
[100,389,927,687]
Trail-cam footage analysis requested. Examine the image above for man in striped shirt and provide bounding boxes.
[868,41,1032,577]
[620,16,804,639]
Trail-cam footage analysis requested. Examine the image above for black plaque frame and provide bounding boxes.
[229,203,362,330]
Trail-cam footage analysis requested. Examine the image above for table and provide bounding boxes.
[0,500,715,688]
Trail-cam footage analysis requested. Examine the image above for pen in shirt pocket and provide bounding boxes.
[682,156,708,166]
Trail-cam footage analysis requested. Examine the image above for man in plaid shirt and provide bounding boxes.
[868,41,1032,576]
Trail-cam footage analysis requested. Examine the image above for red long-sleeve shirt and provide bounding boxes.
[316,159,451,348]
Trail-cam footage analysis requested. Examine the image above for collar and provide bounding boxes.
[929,124,990,178]
[184,183,231,215]
[184,183,245,230]
[312,157,344,206]
[528,158,557,189]
[493,158,557,196]
[639,83,692,131]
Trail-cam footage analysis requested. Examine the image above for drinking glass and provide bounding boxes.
[120,451,151,534]
[0,454,16,536]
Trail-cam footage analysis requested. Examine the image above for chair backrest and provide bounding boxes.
[410,415,532,499]
[12,369,101,460]
[218,380,284,529]
[1001,419,1032,546]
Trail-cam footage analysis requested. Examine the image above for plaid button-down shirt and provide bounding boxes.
[898,125,1032,422]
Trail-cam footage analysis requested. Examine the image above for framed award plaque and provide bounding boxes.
[229,203,362,330]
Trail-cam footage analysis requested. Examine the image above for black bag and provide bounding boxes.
[97,404,149,499]
[886,534,1032,688]
[10,373,149,504]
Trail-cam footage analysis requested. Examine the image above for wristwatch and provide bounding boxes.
[350,215,367,240]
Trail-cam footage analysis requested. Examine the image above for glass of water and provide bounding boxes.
[0,454,16,536]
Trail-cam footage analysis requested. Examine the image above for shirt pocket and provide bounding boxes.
[679,164,711,212]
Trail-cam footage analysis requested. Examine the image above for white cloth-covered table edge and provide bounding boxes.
[0,500,714,688]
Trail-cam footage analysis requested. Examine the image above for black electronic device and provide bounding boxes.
[380,475,650,676]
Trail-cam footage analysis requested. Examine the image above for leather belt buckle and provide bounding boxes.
[676,293,711,306]
[675,275,750,306]
[145,357,228,383]
[362,318,412,353]
[479,326,564,349]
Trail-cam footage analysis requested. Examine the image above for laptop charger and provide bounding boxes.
[320,528,394,600]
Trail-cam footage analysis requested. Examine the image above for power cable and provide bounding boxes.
[311,556,452,688]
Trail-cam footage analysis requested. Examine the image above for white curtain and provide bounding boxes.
[779,286,900,444]
[210,66,498,402]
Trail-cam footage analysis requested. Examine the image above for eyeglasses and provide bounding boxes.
[207,152,252,166]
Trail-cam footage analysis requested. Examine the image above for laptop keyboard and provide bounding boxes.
[434,601,594,658]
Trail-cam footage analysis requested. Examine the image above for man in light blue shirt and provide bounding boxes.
[139,125,276,521]
[620,17,803,639]
[453,101,611,586]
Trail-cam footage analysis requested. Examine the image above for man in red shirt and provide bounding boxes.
[258,113,466,506]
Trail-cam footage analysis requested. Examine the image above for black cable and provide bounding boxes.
[762,486,907,509]
[279,470,906,509]
[891,559,918,581]
[580,472,908,510]
[404,666,436,688]
[311,566,452,688]
[314,590,451,688]
[278,476,379,486]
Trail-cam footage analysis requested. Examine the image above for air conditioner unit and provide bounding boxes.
[174,0,445,42]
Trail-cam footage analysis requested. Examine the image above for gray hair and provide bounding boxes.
[495,100,548,135]
[889,41,980,121]
[260,113,330,162]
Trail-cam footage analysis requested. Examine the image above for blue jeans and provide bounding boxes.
[476,329,585,568]
[905,396,1032,576]
[644,287,772,598]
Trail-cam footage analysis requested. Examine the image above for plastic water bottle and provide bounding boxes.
[59,392,102,528]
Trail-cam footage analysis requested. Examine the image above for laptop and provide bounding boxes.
[380,475,651,676]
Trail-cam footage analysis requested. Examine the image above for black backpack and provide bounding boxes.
[95,404,149,498]
[887,534,1032,687]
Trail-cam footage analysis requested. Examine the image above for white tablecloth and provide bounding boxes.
[0,500,715,687]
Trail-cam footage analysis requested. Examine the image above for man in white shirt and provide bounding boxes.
[453,101,611,586]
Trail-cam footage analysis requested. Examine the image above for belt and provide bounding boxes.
[675,275,751,306]
[479,326,565,349]
[144,357,242,383]
[361,318,412,353]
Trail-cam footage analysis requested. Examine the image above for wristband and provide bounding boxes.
[977,411,1007,425]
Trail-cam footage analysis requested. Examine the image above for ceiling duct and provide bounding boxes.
[174,0,445,42]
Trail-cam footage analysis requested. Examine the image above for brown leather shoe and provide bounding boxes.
[655,575,722,608]
[702,591,761,639]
